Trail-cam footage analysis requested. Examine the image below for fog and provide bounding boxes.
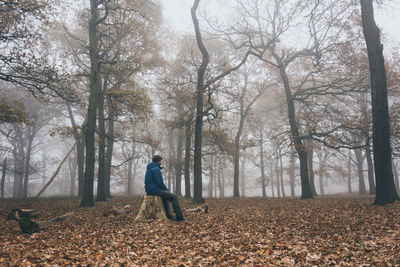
[1,0,399,202]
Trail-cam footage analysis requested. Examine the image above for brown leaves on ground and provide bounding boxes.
[1,195,400,266]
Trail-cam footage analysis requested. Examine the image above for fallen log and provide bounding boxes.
[103,205,131,217]
[7,209,39,220]
[185,204,208,214]
[36,143,75,198]
[7,208,74,234]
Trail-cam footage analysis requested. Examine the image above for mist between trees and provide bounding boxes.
[0,0,399,205]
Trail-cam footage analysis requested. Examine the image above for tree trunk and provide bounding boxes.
[278,65,312,199]
[260,141,267,198]
[1,158,7,198]
[318,152,327,195]
[392,159,399,192]
[275,159,280,198]
[96,79,107,202]
[68,151,77,197]
[127,142,135,195]
[191,0,209,204]
[23,130,35,198]
[306,139,317,196]
[233,143,240,197]
[184,121,192,198]
[354,149,367,195]
[167,132,175,191]
[217,158,224,198]
[240,156,245,197]
[270,163,275,198]
[127,157,133,195]
[208,154,214,198]
[13,128,25,199]
[104,95,114,199]
[347,150,352,194]
[76,138,85,197]
[289,151,296,197]
[175,127,183,196]
[360,0,398,205]
[66,102,85,197]
[278,149,286,197]
[365,143,376,194]
[81,0,101,207]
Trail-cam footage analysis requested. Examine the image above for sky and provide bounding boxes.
[161,0,400,53]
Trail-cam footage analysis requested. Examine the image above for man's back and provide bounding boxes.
[145,161,167,195]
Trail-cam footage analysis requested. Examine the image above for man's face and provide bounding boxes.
[157,160,163,166]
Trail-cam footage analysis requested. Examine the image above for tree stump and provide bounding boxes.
[134,195,168,222]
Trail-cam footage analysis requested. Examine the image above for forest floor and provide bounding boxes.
[1,195,400,266]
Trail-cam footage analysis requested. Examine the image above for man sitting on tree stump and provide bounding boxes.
[145,155,185,221]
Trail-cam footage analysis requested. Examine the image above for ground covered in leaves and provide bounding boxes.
[1,195,400,266]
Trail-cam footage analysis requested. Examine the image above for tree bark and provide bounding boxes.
[347,150,352,194]
[127,157,133,195]
[240,156,245,197]
[278,149,286,197]
[208,154,214,198]
[175,127,183,196]
[191,0,209,204]
[306,139,317,196]
[392,159,399,192]
[1,158,6,198]
[259,141,267,198]
[365,143,376,194]
[13,127,25,198]
[275,159,280,198]
[96,79,107,202]
[134,195,169,222]
[318,152,327,195]
[217,158,224,198]
[81,0,101,207]
[167,132,175,191]
[354,149,367,195]
[23,129,35,198]
[360,0,398,204]
[278,65,312,199]
[66,102,85,197]
[184,121,192,198]
[289,151,296,197]
[68,151,77,197]
[127,142,135,195]
[270,163,275,198]
[104,95,114,199]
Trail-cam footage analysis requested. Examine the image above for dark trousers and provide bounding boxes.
[155,190,184,220]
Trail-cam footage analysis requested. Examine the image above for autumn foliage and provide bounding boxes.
[1,196,399,266]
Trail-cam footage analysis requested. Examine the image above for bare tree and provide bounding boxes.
[360,0,399,205]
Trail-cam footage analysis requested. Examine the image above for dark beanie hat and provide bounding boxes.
[152,155,163,162]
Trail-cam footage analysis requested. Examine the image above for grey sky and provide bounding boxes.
[162,0,400,52]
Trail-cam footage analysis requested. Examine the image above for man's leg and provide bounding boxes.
[156,190,184,220]
[154,192,173,219]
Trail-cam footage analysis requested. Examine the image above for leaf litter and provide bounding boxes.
[1,195,399,266]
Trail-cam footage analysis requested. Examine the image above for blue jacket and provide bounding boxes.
[145,162,168,195]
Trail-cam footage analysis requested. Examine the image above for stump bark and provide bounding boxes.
[134,195,168,222]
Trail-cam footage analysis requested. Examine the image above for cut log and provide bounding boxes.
[103,205,131,217]
[7,208,39,220]
[7,208,74,234]
[186,204,208,214]
[134,195,168,222]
